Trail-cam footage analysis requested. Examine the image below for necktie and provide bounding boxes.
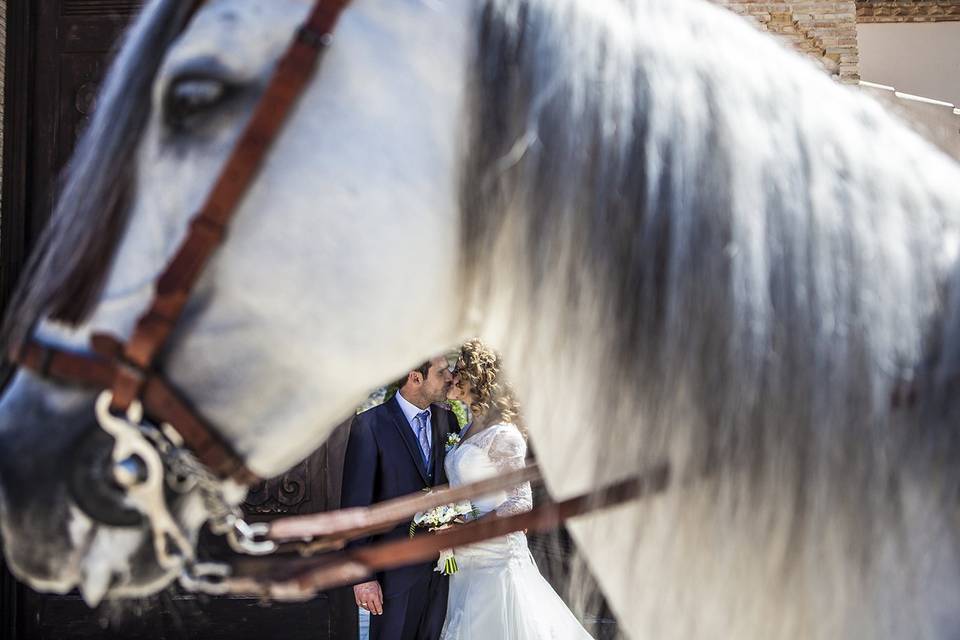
[415,410,431,468]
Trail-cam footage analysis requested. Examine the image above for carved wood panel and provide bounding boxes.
[241,418,351,518]
[244,460,313,514]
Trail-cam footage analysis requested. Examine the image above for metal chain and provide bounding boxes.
[138,422,277,555]
[93,399,277,594]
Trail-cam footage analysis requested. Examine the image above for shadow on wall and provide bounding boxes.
[859,81,960,162]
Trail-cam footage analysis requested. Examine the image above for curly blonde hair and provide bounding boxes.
[454,339,525,436]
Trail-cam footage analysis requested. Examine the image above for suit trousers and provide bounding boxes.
[370,570,449,640]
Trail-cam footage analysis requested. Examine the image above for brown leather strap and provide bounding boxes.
[222,464,671,598]
[11,1,352,482]
[13,340,115,389]
[267,464,545,546]
[13,339,259,484]
[112,0,353,412]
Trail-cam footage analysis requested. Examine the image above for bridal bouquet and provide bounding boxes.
[409,500,478,575]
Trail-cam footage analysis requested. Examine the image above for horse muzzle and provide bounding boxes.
[0,372,156,591]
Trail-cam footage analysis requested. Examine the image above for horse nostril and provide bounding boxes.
[113,455,149,489]
[68,429,144,528]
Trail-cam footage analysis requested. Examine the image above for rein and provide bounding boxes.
[7,0,661,596]
[210,462,671,599]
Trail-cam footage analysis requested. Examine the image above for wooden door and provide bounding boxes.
[1,0,139,306]
[0,2,356,638]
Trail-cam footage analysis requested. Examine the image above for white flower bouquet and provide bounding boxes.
[409,500,478,575]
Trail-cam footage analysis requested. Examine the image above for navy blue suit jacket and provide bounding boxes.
[340,395,456,596]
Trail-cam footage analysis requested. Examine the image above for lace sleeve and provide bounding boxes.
[487,426,533,517]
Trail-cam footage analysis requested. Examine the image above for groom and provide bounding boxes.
[341,355,457,640]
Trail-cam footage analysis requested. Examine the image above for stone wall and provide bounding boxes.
[713,0,860,82]
[857,1,960,22]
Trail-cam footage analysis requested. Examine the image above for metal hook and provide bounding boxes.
[179,562,232,595]
[95,391,194,569]
[227,519,277,556]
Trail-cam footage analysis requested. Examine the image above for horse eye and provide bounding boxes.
[164,76,231,131]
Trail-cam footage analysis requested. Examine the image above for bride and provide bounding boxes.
[441,339,594,640]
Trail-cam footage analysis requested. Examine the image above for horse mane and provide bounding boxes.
[463,0,960,635]
[2,0,194,349]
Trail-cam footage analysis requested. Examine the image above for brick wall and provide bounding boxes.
[857,1,960,23]
[713,1,860,82]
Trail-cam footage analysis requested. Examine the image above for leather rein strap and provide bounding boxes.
[226,463,671,599]
[12,0,353,484]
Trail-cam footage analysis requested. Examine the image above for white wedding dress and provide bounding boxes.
[440,422,594,640]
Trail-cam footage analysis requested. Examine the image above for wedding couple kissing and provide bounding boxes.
[341,340,594,640]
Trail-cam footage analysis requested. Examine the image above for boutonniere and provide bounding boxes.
[445,432,461,452]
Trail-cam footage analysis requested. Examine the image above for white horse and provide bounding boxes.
[2,0,960,637]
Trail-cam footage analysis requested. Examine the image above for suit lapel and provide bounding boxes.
[386,396,429,484]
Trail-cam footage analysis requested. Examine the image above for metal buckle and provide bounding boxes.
[297,25,333,49]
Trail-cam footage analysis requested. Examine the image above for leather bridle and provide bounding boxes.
[7,0,662,597]
[14,0,352,484]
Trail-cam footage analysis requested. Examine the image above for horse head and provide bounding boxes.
[0,0,471,604]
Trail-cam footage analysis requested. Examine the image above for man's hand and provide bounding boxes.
[354,580,384,616]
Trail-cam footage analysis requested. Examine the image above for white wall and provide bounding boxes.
[857,22,960,105]
[859,84,960,162]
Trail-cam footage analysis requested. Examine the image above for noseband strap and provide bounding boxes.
[12,0,354,484]
[15,339,258,484]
